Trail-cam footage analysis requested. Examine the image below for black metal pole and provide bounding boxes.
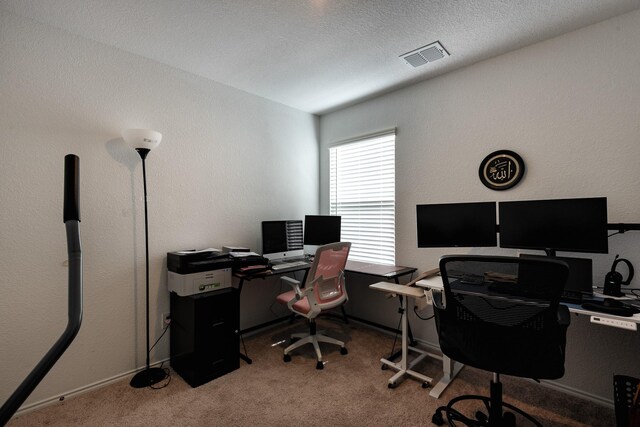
[0,154,83,425]
[129,149,166,388]
[142,156,151,371]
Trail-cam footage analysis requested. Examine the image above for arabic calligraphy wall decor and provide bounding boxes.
[479,150,525,191]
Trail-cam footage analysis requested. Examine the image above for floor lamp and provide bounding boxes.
[122,128,168,388]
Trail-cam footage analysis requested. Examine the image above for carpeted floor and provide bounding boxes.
[8,318,614,426]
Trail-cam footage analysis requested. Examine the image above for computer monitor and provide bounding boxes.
[304,215,341,245]
[261,220,304,260]
[520,254,593,302]
[416,202,498,248]
[498,197,608,255]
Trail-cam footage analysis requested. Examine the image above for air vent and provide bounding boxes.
[400,41,449,68]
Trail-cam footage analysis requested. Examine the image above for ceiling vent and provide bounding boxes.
[400,41,449,68]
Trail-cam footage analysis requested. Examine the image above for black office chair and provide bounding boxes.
[431,255,570,427]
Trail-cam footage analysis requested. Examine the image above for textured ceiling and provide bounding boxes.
[2,0,639,114]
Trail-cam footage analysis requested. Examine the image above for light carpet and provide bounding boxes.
[8,318,614,426]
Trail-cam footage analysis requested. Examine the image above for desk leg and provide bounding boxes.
[239,350,252,364]
[380,295,433,389]
[237,278,252,364]
[429,355,463,398]
[387,295,416,362]
[340,305,349,323]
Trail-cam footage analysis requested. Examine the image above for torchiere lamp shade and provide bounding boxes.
[122,129,162,151]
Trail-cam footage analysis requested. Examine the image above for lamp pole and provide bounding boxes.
[122,129,167,389]
[140,149,151,375]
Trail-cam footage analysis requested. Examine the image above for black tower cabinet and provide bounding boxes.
[170,287,239,387]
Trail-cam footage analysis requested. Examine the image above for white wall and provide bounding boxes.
[320,10,640,403]
[0,11,318,408]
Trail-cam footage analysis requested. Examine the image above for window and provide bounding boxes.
[329,131,395,265]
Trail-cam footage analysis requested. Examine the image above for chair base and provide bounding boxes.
[431,378,542,427]
[283,331,347,369]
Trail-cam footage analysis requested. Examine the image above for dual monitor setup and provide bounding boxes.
[416,197,609,303]
[261,215,341,261]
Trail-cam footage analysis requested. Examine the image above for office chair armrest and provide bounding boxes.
[557,304,570,326]
[281,276,304,298]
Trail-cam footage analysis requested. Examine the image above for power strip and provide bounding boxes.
[590,315,637,331]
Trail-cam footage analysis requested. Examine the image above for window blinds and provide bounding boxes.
[329,131,395,265]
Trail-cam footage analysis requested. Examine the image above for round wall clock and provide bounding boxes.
[478,150,525,191]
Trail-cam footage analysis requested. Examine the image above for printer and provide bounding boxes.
[167,248,233,296]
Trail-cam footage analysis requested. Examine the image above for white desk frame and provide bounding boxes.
[369,282,436,389]
[415,275,640,398]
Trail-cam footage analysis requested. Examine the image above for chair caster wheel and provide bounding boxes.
[340,347,348,355]
[381,364,388,370]
[431,411,444,426]
[316,361,324,370]
[503,411,516,427]
[421,382,429,388]
[475,411,488,423]
[388,382,397,389]
[283,354,291,363]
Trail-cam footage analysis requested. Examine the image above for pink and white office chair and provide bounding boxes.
[275,242,351,369]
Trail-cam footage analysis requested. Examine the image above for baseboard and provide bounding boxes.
[13,358,170,417]
[412,337,442,354]
[347,316,402,337]
[539,379,614,408]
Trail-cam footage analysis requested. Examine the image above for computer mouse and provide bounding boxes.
[602,298,624,308]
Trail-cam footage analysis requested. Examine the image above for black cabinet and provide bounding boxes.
[170,287,239,387]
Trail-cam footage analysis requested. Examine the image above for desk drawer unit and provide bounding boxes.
[170,287,239,387]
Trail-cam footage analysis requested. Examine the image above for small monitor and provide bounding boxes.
[304,215,341,246]
[416,202,498,248]
[520,254,593,300]
[261,220,304,260]
[499,197,608,254]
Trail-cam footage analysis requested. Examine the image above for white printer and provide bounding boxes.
[167,248,233,296]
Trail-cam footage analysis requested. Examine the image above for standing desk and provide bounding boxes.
[415,275,640,398]
[370,282,435,390]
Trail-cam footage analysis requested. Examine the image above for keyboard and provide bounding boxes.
[581,300,640,317]
[271,261,308,271]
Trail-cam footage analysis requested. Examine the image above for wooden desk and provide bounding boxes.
[345,260,417,284]
[234,263,311,364]
[232,260,418,364]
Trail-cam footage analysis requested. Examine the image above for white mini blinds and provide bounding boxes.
[329,131,396,265]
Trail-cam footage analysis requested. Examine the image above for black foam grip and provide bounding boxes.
[63,154,80,222]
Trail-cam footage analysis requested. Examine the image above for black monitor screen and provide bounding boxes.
[304,215,341,245]
[416,202,497,248]
[520,254,593,297]
[499,197,608,254]
[262,220,303,255]
[262,221,287,254]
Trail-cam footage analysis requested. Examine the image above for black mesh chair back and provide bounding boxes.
[435,255,570,380]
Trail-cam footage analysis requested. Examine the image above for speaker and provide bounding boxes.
[603,255,634,297]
